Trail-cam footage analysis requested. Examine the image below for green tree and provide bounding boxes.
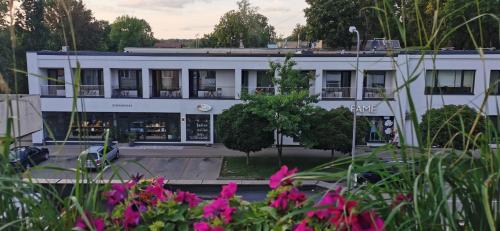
[300,107,370,158]
[109,15,156,51]
[420,105,485,150]
[287,24,310,41]
[44,0,110,50]
[216,104,274,165]
[204,0,275,48]
[244,55,317,166]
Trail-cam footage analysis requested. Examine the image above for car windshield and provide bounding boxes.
[86,152,99,160]
[9,148,26,161]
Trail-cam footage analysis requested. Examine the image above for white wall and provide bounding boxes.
[0,95,42,138]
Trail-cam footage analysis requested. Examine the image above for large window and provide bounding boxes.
[80,69,103,85]
[43,112,113,141]
[186,114,210,141]
[47,69,65,85]
[118,70,141,90]
[189,70,217,98]
[364,71,389,98]
[117,113,180,142]
[256,71,273,87]
[322,71,352,98]
[366,116,395,143]
[425,70,475,95]
[152,70,181,98]
[490,70,500,95]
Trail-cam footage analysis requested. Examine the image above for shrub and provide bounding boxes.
[420,105,485,149]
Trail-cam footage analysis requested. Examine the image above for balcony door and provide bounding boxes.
[363,71,387,98]
[323,71,351,98]
[189,70,216,98]
[152,70,180,98]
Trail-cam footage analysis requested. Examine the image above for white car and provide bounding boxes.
[78,144,119,169]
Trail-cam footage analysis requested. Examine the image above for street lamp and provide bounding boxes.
[349,26,360,162]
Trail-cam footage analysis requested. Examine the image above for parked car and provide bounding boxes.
[78,144,119,170]
[357,159,420,184]
[9,146,50,171]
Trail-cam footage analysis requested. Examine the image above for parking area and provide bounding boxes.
[29,156,223,180]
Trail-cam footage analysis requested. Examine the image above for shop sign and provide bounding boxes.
[350,105,376,113]
[197,104,213,112]
[112,103,132,108]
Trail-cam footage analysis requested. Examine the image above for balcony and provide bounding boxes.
[321,87,353,99]
[192,86,235,99]
[112,89,141,98]
[242,86,275,95]
[363,87,394,99]
[79,85,104,97]
[424,86,473,95]
[154,89,182,98]
[40,85,65,97]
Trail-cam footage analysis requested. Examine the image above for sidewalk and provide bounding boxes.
[44,143,379,158]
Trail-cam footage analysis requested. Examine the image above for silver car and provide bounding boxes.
[78,144,119,169]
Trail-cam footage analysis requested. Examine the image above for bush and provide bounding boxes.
[420,105,485,149]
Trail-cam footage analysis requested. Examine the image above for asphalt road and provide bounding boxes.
[29,156,222,180]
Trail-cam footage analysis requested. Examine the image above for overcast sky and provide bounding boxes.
[84,0,308,39]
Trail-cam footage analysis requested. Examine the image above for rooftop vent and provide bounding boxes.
[364,38,401,51]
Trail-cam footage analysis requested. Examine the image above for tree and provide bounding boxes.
[204,0,275,48]
[16,0,49,51]
[420,105,485,150]
[44,0,110,51]
[109,15,156,51]
[287,24,310,41]
[300,107,370,158]
[304,0,383,49]
[244,54,317,166]
[216,104,274,165]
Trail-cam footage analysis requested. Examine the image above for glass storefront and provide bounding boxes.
[43,112,113,141]
[365,116,395,143]
[186,114,211,141]
[117,113,181,142]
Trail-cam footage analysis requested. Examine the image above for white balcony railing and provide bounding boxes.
[193,86,235,99]
[363,87,394,99]
[321,87,354,99]
[40,85,66,97]
[242,87,275,95]
[79,85,104,97]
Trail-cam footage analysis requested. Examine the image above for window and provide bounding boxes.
[364,71,386,88]
[257,71,273,87]
[490,70,500,95]
[324,71,351,88]
[80,69,103,85]
[47,69,64,85]
[118,113,181,142]
[425,70,475,95]
[160,70,180,90]
[186,114,210,141]
[118,70,140,90]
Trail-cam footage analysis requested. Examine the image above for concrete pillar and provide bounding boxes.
[64,65,73,98]
[141,68,150,98]
[26,53,41,95]
[210,114,214,144]
[234,68,242,99]
[315,69,323,100]
[32,130,44,145]
[181,68,189,99]
[355,69,365,100]
[274,69,280,95]
[103,68,112,98]
[248,70,257,93]
[180,113,187,143]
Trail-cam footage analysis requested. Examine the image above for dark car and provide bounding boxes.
[357,159,419,184]
[9,146,50,171]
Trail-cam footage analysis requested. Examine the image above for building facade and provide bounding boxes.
[26,48,500,146]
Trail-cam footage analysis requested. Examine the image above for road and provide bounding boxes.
[29,155,223,180]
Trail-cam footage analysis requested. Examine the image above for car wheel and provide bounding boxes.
[44,153,49,160]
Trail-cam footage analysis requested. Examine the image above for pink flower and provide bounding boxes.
[143,177,168,205]
[203,198,236,224]
[220,182,237,199]
[123,202,146,229]
[103,183,128,207]
[269,165,298,189]
[352,211,384,231]
[270,188,306,211]
[194,222,224,231]
[175,191,202,208]
[74,212,105,231]
[392,193,413,208]
[294,219,313,231]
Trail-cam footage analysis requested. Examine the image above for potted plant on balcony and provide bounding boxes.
[128,132,137,147]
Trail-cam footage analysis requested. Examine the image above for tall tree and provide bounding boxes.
[287,24,310,41]
[44,0,110,51]
[204,0,275,48]
[16,0,49,51]
[108,15,156,51]
[244,55,317,166]
[216,104,274,165]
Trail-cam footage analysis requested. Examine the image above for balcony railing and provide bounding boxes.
[192,86,235,99]
[322,87,354,99]
[363,87,394,99]
[40,85,66,97]
[424,86,473,95]
[152,89,182,98]
[242,87,275,95]
[79,85,104,97]
[112,89,141,98]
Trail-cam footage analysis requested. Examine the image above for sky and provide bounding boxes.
[84,0,308,39]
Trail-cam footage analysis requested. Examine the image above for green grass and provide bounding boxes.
[220,156,347,179]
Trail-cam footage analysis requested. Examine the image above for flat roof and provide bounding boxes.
[30,48,500,57]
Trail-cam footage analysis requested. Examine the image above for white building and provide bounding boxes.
[26,48,500,146]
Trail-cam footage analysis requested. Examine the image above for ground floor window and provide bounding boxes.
[365,116,395,143]
[117,113,180,142]
[186,114,210,141]
[43,112,113,141]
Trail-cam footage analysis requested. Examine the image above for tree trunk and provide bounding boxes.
[246,152,250,165]
[331,149,335,160]
[278,133,284,166]
[276,130,282,166]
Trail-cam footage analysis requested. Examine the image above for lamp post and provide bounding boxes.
[349,26,360,162]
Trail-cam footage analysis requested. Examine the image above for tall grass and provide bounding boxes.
[0,0,499,230]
